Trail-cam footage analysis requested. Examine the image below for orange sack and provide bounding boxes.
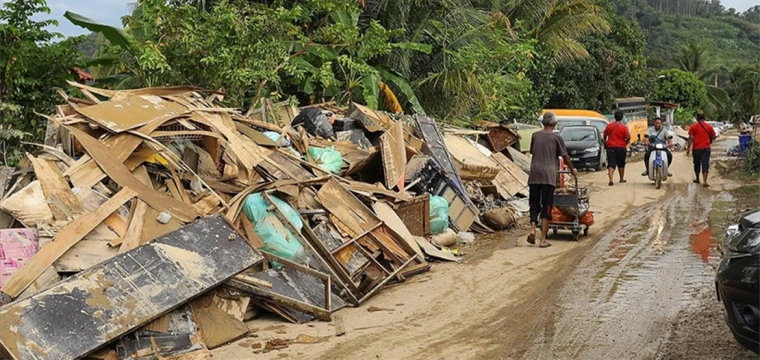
[551,206,573,223]
[579,211,595,226]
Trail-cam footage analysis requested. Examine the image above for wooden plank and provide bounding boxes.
[75,95,186,133]
[198,112,264,173]
[372,202,423,258]
[118,200,149,254]
[46,238,119,273]
[380,120,406,192]
[67,126,199,223]
[28,156,85,221]
[190,290,249,349]
[491,152,529,198]
[1,187,136,298]
[0,214,263,360]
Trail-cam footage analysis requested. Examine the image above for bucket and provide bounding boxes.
[739,134,752,158]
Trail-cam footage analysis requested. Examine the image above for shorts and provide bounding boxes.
[606,147,627,169]
[529,184,555,224]
[693,148,711,174]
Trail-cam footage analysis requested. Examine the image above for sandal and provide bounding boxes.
[608,181,614,186]
[527,234,536,245]
[619,179,627,183]
[703,183,710,188]
[693,179,700,184]
[539,242,552,248]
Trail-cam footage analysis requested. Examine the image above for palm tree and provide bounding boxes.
[497,0,611,63]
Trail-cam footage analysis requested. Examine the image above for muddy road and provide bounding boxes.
[212,138,758,360]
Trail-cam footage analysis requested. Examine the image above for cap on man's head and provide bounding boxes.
[614,111,624,121]
[542,112,557,126]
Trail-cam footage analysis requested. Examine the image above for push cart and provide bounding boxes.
[547,170,590,241]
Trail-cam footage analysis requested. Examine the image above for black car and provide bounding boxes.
[558,125,607,170]
[716,208,760,354]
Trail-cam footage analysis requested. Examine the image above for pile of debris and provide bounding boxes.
[0,82,530,359]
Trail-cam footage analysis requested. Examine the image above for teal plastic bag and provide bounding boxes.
[308,146,343,174]
[429,196,450,235]
[242,193,307,264]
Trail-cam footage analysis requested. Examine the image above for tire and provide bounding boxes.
[595,155,603,171]
[655,167,663,189]
[572,231,581,241]
[583,227,589,236]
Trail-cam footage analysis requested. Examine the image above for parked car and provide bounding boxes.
[706,121,723,137]
[558,126,607,170]
[716,208,760,354]
[539,109,610,133]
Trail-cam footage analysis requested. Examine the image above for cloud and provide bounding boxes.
[1,0,131,37]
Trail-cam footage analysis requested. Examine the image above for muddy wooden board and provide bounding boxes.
[0,214,263,360]
[491,153,529,198]
[506,147,531,174]
[244,267,345,323]
[115,306,200,359]
[380,121,406,191]
[392,195,430,237]
[443,134,500,181]
[75,95,186,133]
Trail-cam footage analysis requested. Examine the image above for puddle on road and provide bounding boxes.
[689,226,714,263]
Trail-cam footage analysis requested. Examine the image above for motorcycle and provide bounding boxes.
[645,136,673,189]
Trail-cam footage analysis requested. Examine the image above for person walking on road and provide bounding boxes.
[686,112,716,187]
[603,111,630,186]
[527,112,577,248]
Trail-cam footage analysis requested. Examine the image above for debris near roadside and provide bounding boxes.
[0,82,531,359]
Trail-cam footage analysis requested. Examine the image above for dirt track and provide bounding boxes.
[212,137,758,359]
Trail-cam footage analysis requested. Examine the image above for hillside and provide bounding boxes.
[613,1,760,70]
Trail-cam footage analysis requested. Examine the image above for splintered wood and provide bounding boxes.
[0,79,534,358]
[0,215,262,360]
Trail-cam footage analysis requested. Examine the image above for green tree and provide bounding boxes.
[653,69,709,110]
[547,15,652,112]
[0,0,83,164]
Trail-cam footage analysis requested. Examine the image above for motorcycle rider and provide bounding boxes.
[641,117,673,177]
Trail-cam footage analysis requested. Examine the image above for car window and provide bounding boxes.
[560,128,597,142]
[591,120,607,133]
[558,119,587,127]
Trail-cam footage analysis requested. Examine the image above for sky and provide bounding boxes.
[1,0,758,38]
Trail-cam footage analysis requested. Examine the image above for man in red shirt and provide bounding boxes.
[603,111,631,186]
[687,112,716,187]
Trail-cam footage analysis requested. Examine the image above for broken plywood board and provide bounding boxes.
[1,187,136,298]
[443,134,500,181]
[506,146,531,174]
[380,120,406,192]
[490,152,529,198]
[372,202,423,258]
[0,181,54,227]
[414,236,458,262]
[0,214,263,360]
[347,103,394,132]
[75,95,186,133]
[67,126,199,223]
[190,290,249,349]
[28,156,85,221]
